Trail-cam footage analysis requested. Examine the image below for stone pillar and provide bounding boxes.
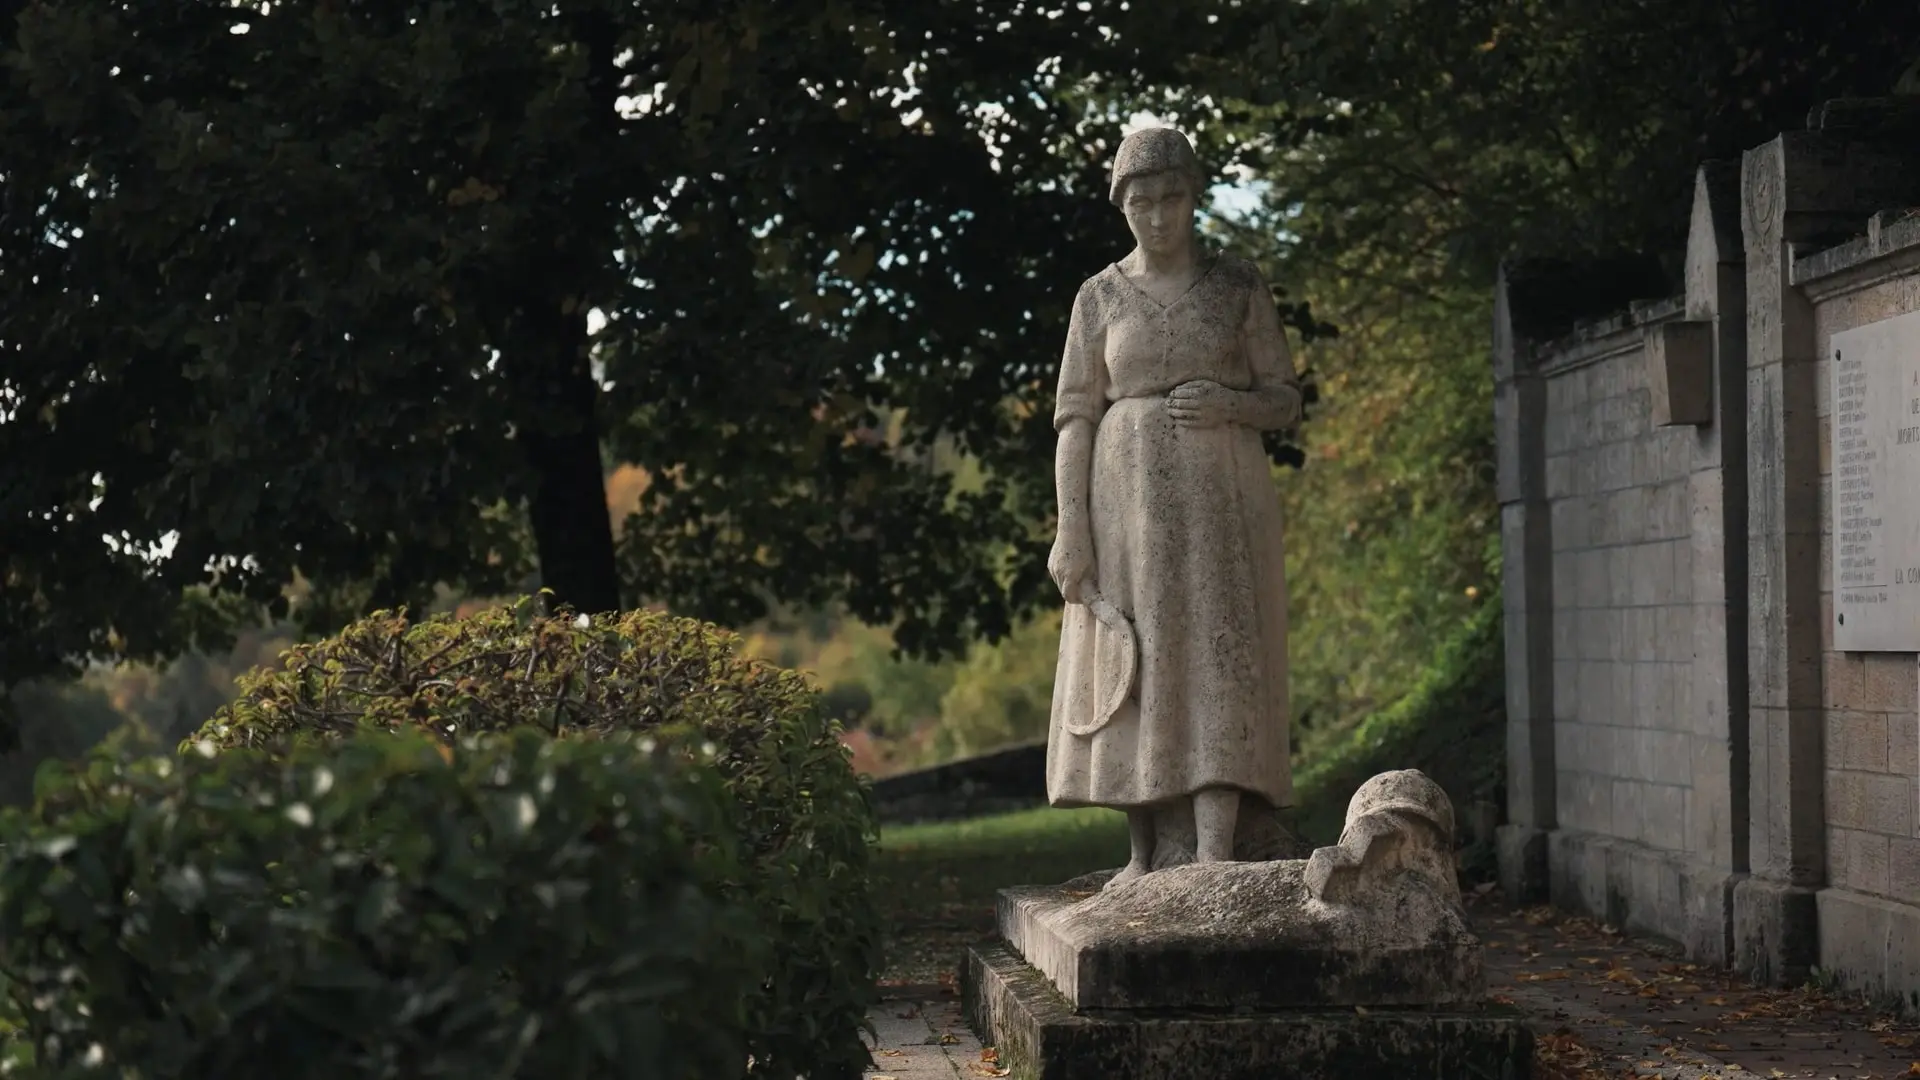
[1492,263,1556,903]
[1675,161,1751,967]
[1734,126,1918,984]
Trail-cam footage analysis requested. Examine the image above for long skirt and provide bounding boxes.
[1046,395,1292,809]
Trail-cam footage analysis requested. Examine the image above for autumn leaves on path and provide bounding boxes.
[1478,890,1920,1079]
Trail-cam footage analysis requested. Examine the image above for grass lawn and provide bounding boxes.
[872,806,1129,987]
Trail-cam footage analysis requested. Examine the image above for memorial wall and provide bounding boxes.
[1496,106,1920,1000]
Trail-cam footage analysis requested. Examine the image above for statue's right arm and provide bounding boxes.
[1052,282,1106,542]
[1055,418,1095,539]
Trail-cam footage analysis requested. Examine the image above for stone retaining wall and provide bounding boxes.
[869,741,1048,824]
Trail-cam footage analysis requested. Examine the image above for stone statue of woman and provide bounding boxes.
[1046,126,1304,890]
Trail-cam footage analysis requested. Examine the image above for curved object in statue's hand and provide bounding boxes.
[1063,585,1138,736]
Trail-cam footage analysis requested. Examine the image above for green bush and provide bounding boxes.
[196,599,881,1080]
[0,976,27,1075]
[0,729,762,1079]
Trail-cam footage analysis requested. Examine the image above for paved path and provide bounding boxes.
[1481,900,1920,1078]
[864,992,1000,1079]
[870,894,1920,1079]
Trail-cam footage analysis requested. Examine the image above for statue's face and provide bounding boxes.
[1121,171,1196,257]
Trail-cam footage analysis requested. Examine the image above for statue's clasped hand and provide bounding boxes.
[1165,380,1239,429]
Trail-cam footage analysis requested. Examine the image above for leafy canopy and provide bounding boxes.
[0,0,1288,729]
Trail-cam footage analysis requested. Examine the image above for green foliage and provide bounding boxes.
[0,976,26,1075]
[1290,584,1506,848]
[746,614,955,742]
[928,609,1062,760]
[0,683,127,809]
[1194,0,1920,286]
[1268,283,1499,738]
[0,0,1241,736]
[195,597,880,1080]
[0,728,762,1080]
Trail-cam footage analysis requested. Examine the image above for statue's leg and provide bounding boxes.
[1194,786,1240,863]
[1103,808,1157,890]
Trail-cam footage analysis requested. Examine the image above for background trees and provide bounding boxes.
[0,0,1231,744]
[4,0,1916,766]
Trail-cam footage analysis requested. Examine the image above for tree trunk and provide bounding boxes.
[512,307,622,617]
[508,10,627,619]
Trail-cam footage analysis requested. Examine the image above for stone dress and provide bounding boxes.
[1048,252,1300,814]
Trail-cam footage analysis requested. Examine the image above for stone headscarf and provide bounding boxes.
[1108,126,1205,207]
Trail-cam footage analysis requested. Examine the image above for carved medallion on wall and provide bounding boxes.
[1742,143,1783,252]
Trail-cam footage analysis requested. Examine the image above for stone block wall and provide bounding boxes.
[1498,165,1751,966]
[1543,327,1697,852]
[1797,215,1920,998]
[1497,103,1920,998]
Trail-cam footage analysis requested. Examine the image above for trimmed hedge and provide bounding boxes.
[0,729,762,1079]
[196,600,881,1080]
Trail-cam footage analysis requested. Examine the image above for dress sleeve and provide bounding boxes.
[1243,277,1303,429]
[1053,281,1108,431]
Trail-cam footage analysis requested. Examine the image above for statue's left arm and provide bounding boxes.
[1232,278,1304,433]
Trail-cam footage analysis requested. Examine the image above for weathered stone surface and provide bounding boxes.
[999,859,1483,1011]
[1143,793,1316,869]
[1046,126,1304,875]
[1827,308,1920,652]
[1305,769,1460,907]
[1497,823,1552,904]
[1732,877,1820,987]
[963,941,1533,1080]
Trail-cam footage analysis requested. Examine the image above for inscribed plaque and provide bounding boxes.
[1830,309,1920,651]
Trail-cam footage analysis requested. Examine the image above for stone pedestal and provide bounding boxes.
[961,771,1535,1079]
[964,942,1531,1080]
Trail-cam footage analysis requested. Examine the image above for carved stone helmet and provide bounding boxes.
[1108,126,1205,207]
[1340,768,1456,845]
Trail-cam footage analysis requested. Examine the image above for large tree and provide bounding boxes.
[1,0,1284,742]
[1204,0,1920,288]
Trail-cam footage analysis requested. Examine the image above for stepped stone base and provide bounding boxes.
[1000,864,1483,1011]
[962,941,1534,1080]
[962,771,1527,1076]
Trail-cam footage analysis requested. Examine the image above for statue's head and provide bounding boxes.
[1108,126,1204,259]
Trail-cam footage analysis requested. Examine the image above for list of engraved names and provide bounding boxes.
[1835,348,1881,599]
[1830,309,1920,652]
